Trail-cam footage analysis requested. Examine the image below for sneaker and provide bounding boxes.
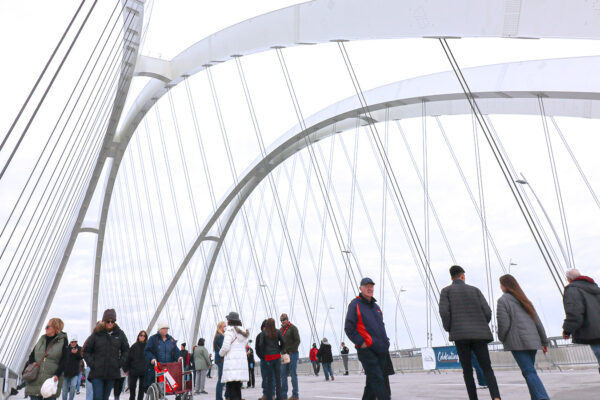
[331,376,334,381]
[477,385,488,390]
[76,392,81,395]
[200,391,208,394]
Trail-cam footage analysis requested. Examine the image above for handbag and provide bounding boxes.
[281,353,291,364]
[23,339,57,382]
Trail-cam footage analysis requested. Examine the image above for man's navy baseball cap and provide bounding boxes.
[360,277,375,286]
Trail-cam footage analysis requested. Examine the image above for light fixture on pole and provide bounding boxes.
[508,258,517,274]
[515,173,571,269]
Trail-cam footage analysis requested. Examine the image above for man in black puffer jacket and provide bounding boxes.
[562,268,600,373]
[84,309,130,400]
[439,266,500,400]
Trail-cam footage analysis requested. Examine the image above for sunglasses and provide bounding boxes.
[45,325,50,329]
[139,334,147,337]
[106,320,116,324]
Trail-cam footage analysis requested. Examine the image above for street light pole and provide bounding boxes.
[259,284,276,317]
[394,288,407,351]
[322,306,334,340]
[515,173,572,269]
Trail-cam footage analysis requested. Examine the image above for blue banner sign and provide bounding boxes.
[433,346,461,369]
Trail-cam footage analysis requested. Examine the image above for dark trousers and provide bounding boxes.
[264,358,281,400]
[356,347,390,400]
[455,340,500,400]
[91,379,115,400]
[225,382,242,400]
[247,365,255,388]
[471,351,487,386]
[113,378,125,400]
[128,375,144,400]
[311,361,320,376]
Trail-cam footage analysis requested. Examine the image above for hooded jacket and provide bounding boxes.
[219,326,250,383]
[84,323,129,380]
[317,343,333,363]
[497,292,548,351]
[344,293,390,355]
[563,276,600,344]
[439,279,493,342]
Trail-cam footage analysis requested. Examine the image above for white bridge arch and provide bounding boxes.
[31,0,600,366]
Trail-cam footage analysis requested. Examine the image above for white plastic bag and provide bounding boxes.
[40,377,58,398]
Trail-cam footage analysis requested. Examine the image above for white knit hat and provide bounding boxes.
[157,321,169,330]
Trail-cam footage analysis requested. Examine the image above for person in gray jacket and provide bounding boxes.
[193,338,211,394]
[439,265,500,400]
[497,274,549,400]
[562,268,600,373]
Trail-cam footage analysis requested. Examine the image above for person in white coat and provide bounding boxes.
[219,312,250,400]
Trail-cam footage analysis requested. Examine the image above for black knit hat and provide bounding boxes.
[102,309,116,322]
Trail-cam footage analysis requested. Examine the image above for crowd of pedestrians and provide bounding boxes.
[20,267,600,400]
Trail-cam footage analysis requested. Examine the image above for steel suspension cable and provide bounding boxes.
[433,117,507,274]
[0,0,124,244]
[539,97,575,268]
[471,113,496,337]
[0,0,88,153]
[439,38,564,295]
[0,10,138,308]
[549,117,600,210]
[337,42,441,304]
[275,48,360,292]
[0,0,100,181]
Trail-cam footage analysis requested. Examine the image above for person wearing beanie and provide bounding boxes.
[143,321,182,390]
[83,309,130,400]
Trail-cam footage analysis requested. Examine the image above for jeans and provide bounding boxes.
[322,363,334,380]
[62,376,78,400]
[310,361,320,376]
[216,362,229,400]
[511,350,549,400]
[471,351,487,386]
[225,382,242,400]
[264,358,281,400]
[455,341,500,400]
[260,360,274,398]
[128,375,144,400]
[591,344,600,370]
[76,374,82,393]
[280,352,299,398]
[195,369,207,392]
[356,347,390,400]
[90,379,115,400]
[84,368,93,400]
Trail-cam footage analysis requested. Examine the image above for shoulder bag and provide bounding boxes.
[23,339,58,382]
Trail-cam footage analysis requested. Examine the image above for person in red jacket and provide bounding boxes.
[309,343,320,376]
[345,277,390,400]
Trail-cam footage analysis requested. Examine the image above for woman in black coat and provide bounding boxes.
[317,338,334,381]
[125,331,147,400]
[83,309,129,400]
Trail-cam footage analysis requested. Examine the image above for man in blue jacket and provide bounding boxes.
[345,277,391,400]
[144,322,182,390]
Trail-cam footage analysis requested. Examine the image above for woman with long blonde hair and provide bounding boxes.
[497,274,549,400]
[213,321,227,400]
